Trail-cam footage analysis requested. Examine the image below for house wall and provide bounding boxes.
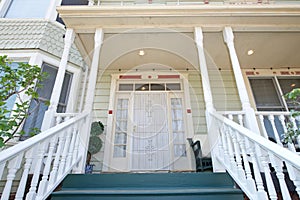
[87,67,241,172]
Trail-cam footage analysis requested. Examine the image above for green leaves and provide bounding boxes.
[0,55,46,147]
[282,88,300,144]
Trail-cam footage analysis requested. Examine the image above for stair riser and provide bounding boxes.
[51,194,243,200]
[61,173,235,188]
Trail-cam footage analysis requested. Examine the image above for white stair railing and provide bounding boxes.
[0,111,90,200]
[210,111,300,200]
[256,111,300,152]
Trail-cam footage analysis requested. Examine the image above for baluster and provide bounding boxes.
[238,114,244,127]
[26,142,47,200]
[269,153,291,200]
[220,124,229,166]
[0,162,5,180]
[72,126,80,166]
[55,115,62,125]
[36,135,58,198]
[290,116,300,146]
[48,132,66,186]
[237,134,256,193]
[227,114,233,121]
[258,114,269,138]
[268,115,283,145]
[285,163,300,198]
[225,127,237,171]
[279,115,297,152]
[66,125,78,168]
[1,153,23,200]
[58,126,72,177]
[88,0,95,5]
[246,139,268,199]
[15,149,34,200]
[260,153,277,200]
[232,130,246,182]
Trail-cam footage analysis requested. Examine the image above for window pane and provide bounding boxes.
[135,84,149,91]
[37,64,57,99]
[5,0,50,18]
[119,84,133,91]
[249,78,284,111]
[59,72,72,104]
[21,100,48,140]
[166,83,181,91]
[278,78,300,109]
[113,145,126,157]
[114,133,127,144]
[150,83,165,91]
[174,144,186,157]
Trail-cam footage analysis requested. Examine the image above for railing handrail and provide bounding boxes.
[0,111,89,163]
[210,111,300,168]
[255,111,291,116]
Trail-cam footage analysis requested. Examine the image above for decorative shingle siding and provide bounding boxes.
[0,19,83,67]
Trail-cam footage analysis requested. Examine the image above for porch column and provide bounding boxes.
[223,27,260,134]
[41,28,75,131]
[76,28,104,172]
[195,27,224,172]
[194,27,214,112]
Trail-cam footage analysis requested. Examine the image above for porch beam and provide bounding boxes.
[223,26,260,134]
[41,28,75,131]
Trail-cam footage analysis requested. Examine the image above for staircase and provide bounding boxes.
[51,172,244,200]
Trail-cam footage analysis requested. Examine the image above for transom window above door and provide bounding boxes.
[118,83,181,91]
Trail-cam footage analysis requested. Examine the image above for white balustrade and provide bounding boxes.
[54,113,77,125]
[0,111,89,200]
[256,111,300,151]
[210,111,300,200]
[218,111,246,127]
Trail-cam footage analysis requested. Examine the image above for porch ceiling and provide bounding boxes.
[58,5,300,70]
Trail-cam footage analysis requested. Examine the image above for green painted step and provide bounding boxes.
[51,172,243,200]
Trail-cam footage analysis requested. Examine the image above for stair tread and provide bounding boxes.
[53,187,242,195]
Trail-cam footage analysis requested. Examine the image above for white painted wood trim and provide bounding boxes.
[45,0,63,21]
[194,27,214,112]
[0,0,12,17]
[102,74,118,171]
[223,26,261,135]
[84,28,104,111]
[41,28,75,131]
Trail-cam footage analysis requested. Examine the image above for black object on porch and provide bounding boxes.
[188,139,213,172]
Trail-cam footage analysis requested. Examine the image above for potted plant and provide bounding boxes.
[85,121,104,173]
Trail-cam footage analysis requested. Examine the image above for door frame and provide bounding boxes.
[102,72,194,172]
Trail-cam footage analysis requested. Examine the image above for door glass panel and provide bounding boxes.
[171,98,186,157]
[113,99,129,158]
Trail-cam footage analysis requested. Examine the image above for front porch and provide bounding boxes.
[1,3,300,200]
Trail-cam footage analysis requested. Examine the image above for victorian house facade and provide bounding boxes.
[0,0,300,199]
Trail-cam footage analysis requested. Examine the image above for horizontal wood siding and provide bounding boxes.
[208,69,241,111]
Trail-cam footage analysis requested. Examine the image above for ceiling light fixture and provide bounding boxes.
[139,50,145,56]
[247,49,254,56]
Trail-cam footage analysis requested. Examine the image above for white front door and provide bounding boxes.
[131,92,170,171]
[105,77,193,172]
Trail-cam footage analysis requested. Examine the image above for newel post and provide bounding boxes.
[223,27,260,135]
